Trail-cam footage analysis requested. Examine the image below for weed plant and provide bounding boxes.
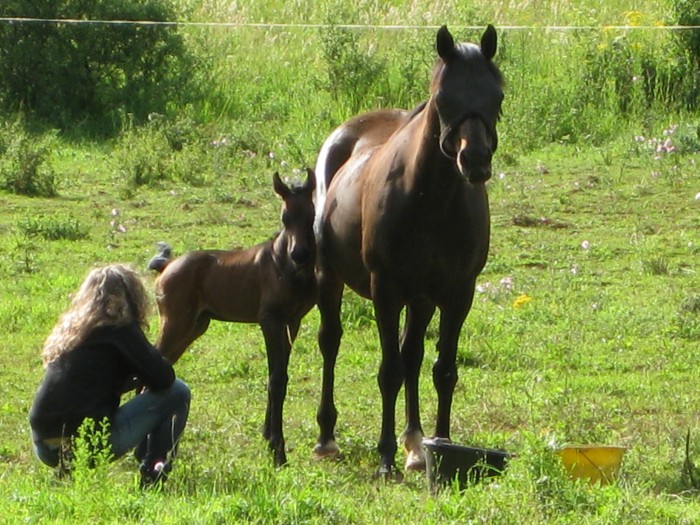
[0,119,57,197]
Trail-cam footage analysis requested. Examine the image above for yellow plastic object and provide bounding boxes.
[557,445,626,485]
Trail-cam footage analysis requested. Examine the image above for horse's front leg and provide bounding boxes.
[371,274,404,481]
[313,268,344,459]
[433,283,475,438]
[401,298,435,471]
[260,313,291,466]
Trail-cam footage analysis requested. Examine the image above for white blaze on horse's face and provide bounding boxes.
[454,117,494,183]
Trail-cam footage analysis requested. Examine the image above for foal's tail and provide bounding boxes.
[147,241,173,273]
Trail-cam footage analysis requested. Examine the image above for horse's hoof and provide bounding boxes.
[313,440,340,460]
[405,449,426,472]
[402,430,426,471]
[373,465,404,483]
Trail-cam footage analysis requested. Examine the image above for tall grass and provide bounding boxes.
[170,0,697,160]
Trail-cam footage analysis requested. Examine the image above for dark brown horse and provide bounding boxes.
[313,25,503,479]
[150,169,317,466]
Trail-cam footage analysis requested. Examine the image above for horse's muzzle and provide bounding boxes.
[457,145,492,183]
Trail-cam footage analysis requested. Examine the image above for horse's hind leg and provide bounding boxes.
[156,310,211,364]
[313,270,344,459]
[401,298,435,471]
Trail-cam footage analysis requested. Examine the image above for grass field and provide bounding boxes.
[1,1,700,523]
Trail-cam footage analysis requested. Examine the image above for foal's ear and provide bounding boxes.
[480,24,497,60]
[304,167,316,193]
[273,172,291,199]
[436,25,456,61]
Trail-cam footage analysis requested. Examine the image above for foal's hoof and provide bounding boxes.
[273,451,288,468]
[373,465,404,484]
[313,440,340,460]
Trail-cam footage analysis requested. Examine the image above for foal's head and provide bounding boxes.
[431,25,504,184]
[272,169,317,275]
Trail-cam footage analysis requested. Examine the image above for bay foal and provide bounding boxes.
[151,170,316,466]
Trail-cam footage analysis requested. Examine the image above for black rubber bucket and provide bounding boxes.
[422,438,510,491]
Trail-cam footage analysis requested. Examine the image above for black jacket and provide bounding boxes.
[29,322,174,441]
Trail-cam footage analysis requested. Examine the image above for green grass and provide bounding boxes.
[2,127,699,524]
[2,0,700,523]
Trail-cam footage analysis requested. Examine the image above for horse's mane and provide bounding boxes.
[429,43,504,95]
[406,100,428,120]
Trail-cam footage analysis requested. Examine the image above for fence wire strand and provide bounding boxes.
[0,17,699,31]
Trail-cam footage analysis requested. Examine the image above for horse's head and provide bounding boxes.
[432,25,504,184]
[273,168,317,275]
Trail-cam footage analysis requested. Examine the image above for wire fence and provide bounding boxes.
[0,17,699,31]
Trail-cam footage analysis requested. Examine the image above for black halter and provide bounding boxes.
[438,109,496,159]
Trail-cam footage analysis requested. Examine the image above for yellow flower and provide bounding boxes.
[513,294,533,309]
[624,11,645,27]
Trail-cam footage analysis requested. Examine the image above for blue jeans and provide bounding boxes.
[33,379,191,469]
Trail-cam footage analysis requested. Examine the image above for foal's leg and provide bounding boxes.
[156,310,211,364]
[401,298,435,471]
[262,318,300,442]
[433,282,475,438]
[260,313,291,466]
[371,274,404,481]
[313,270,344,459]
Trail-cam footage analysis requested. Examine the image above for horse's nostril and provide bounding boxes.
[470,169,492,183]
[462,146,491,166]
[458,147,492,182]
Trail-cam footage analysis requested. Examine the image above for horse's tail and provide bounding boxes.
[147,241,173,273]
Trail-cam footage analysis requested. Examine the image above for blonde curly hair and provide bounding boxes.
[41,264,151,366]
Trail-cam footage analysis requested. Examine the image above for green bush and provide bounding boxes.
[0,0,197,133]
[320,3,388,114]
[672,0,700,108]
[113,114,213,192]
[0,120,57,197]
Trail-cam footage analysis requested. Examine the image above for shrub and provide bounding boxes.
[113,114,211,191]
[320,4,388,114]
[0,0,197,133]
[0,120,57,197]
[672,0,700,108]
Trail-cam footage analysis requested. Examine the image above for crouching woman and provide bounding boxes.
[29,264,191,485]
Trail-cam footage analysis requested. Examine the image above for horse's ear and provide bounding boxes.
[436,25,456,61]
[480,24,497,61]
[273,172,291,199]
[304,168,317,193]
